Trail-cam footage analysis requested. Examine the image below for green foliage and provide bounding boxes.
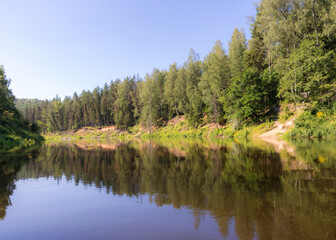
[279,40,336,104]
[278,105,294,123]
[222,68,279,124]
[228,28,247,78]
[140,69,168,130]
[199,40,230,123]
[244,9,267,72]
[287,110,336,138]
[0,66,44,150]
[164,63,180,119]
[184,49,203,126]
[114,77,138,130]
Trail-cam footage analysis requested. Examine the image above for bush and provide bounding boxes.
[286,110,336,139]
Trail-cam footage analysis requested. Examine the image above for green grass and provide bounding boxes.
[44,118,278,143]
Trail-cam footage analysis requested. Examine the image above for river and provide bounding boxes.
[0,138,335,240]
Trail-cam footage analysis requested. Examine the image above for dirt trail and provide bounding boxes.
[259,118,295,138]
[259,104,307,139]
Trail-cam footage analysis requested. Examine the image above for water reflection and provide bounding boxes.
[1,139,336,240]
[0,149,39,220]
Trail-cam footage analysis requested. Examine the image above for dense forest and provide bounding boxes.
[16,0,336,133]
[0,66,43,149]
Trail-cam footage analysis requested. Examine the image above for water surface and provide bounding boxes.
[0,139,335,240]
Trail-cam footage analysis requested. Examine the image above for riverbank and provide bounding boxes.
[44,115,278,142]
[0,128,44,151]
[44,107,336,142]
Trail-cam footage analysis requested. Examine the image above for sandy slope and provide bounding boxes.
[259,104,307,139]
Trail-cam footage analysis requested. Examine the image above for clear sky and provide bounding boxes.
[0,0,257,100]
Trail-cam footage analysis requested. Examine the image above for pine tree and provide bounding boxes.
[185,49,203,126]
[228,28,247,78]
[164,63,180,118]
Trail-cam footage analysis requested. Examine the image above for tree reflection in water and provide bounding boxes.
[0,149,40,220]
[1,139,336,240]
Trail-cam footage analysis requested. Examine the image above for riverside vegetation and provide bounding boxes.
[8,0,336,140]
[0,67,43,150]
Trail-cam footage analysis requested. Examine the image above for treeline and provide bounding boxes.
[16,0,336,133]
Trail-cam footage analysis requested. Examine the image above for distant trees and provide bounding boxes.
[15,0,336,132]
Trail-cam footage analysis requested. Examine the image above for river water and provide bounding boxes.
[0,138,335,240]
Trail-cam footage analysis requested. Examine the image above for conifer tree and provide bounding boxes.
[228,28,247,78]
[200,40,230,123]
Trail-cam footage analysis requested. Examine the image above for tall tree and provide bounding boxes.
[114,77,136,130]
[164,63,180,118]
[228,28,247,78]
[140,69,167,130]
[185,49,203,126]
[244,9,267,72]
[100,84,109,126]
[200,40,230,123]
[93,86,101,126]
[175,67,189,115]
[72,92,82,130]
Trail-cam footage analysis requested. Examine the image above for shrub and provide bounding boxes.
[287,110,336,139]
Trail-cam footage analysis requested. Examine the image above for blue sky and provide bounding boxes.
[0,0,257,100]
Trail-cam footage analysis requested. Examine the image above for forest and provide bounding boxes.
[14,0,336,134]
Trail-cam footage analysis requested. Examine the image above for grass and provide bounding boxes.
[44,118,277,144]
[278,105,294,123]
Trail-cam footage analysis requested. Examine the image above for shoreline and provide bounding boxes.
[43,109,336,143]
